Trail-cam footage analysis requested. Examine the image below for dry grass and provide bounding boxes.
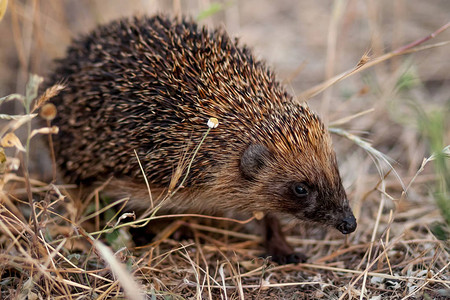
[0,0,449,299]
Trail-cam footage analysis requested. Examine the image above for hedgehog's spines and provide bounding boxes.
[48,15,357,250]
[49,15,334,190]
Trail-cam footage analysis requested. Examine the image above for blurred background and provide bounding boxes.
[1,0,449,96]
[1,0,449,235]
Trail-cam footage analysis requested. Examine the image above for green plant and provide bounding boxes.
[414,102,450,226]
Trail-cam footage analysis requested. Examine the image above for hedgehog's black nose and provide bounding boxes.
[337,215,357,234]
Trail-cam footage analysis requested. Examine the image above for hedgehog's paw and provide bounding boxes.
[265,249,307,265]
[262,214,307,264]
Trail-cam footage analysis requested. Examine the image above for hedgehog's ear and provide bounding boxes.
[240,144,272,180]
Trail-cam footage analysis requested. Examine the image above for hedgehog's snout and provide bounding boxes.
[336,213,357,234]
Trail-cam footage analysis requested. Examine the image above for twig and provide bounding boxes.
[299,22,450,100]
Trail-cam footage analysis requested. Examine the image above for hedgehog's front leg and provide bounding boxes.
[263,213,307,264]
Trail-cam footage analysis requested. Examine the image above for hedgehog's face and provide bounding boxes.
[240,143,357,234]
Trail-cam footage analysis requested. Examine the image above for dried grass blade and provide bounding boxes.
[94,240,145,300]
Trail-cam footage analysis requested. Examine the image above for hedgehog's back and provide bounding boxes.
[49,15,293,185]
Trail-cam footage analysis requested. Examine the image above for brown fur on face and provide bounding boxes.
[198,102,355,232]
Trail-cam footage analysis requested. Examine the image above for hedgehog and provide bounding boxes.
[47,15,357,264]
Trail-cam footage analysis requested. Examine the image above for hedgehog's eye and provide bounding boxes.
[292,183,308,197]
